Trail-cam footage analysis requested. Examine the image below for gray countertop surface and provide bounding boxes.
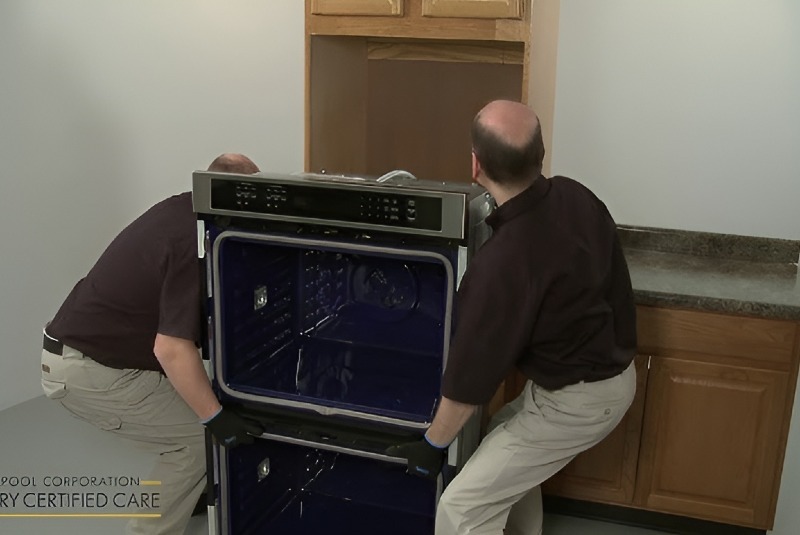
[619,227,800,321]
[627,248,800,320]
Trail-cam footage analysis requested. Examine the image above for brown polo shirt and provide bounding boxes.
[47,192,201,371]
[442,176,637,405]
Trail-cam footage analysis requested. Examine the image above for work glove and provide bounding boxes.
[203,408,264,448]
[386,436,447,480]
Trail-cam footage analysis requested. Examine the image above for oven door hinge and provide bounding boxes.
[196,220,206,259]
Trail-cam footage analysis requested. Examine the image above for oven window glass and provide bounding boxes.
[214,234,454,423]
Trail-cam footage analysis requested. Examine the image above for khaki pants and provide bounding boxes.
[436,363,636,535]
[41,335,206,535]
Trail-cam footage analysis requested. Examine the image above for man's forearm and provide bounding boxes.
[154,334,221,421]
[425,396,477,447]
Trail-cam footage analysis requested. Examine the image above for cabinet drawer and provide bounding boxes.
[422,0,524,19]
[311,0,404,16]
[637,306,797,365]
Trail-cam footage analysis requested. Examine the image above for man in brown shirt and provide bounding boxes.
[388,101,637,534]
[42,153,263,535]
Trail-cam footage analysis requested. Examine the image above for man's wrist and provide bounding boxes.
[423,433,450,450]
[200,406,223,425]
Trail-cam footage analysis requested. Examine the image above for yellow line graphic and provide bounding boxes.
[0,514,162,518]
[139,480,162,486]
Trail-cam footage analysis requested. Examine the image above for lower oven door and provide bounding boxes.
[215,432,438,535]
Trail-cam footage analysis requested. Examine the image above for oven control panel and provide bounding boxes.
[209,179,445,231]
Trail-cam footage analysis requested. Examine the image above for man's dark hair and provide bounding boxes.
[471,118,545,185]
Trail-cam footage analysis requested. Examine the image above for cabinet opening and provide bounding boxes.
[309,36,524,183]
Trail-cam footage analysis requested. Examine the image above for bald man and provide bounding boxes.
[41,154,263,535]
[388,101,637,534]
[207,152,259,174]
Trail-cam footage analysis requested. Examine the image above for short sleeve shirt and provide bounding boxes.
[47,193,201,371]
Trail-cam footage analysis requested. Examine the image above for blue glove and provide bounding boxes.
[386,435,447,480]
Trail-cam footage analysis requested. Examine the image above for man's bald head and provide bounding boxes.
[471,100,545,185]
[207,153,260,174]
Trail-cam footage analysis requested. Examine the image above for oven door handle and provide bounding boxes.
[254,431,407,465]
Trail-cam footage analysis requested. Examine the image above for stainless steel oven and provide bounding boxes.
[193,170,493,535]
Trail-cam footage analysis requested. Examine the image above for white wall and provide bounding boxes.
[0,0,304,411]
[552,0,800,240]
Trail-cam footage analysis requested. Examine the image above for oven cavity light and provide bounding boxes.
[257,458,271,481]
[254,285,268,310]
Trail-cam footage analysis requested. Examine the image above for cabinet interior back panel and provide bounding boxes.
[366,59,523,183]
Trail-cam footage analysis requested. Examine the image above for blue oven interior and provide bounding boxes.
[223,435,437,535]
[212,232,456,424]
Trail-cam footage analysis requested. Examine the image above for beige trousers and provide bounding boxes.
[436,362,636,535]
[41,337,206,535]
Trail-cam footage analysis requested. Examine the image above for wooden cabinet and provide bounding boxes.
[537,306,800,530]
[421,0,524,19]
[305,0,561,180]
[307,0,532,41]
[312,0,524,20]
[311,0,404,16]
[634,356,789,527]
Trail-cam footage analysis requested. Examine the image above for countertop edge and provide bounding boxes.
[634,289,800,322]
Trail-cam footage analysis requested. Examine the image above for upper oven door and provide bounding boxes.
[208,228,457,429]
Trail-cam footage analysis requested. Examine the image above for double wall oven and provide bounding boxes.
[193,170,493,535]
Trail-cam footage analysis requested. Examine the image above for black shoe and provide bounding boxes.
[192,492,208,517]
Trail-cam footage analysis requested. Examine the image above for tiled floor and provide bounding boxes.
[0,396,669,534]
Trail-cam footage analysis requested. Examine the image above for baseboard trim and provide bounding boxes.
[542,496,766,535]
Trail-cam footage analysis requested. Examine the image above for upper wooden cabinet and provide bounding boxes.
[311,0,523,20]
[306,0,534,44]
[305,0,560,179]
[311,0,404,16]
[422,0,524,19]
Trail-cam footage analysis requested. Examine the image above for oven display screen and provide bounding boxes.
[210,179,443,231]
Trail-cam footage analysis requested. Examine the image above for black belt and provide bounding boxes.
[43,334,64,356]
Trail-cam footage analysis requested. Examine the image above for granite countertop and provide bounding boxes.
[619,227,800,321]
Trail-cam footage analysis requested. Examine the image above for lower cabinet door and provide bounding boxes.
[542,355,648,505]
[634,356,789,529]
